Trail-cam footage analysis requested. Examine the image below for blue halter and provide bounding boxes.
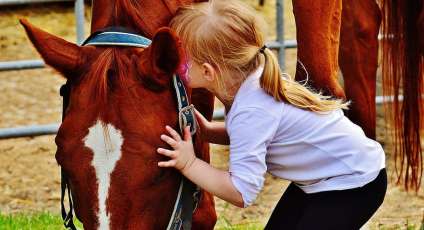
[82,30,152,48]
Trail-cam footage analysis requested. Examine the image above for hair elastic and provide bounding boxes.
[259,45,267,53]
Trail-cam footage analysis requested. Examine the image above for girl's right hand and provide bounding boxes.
[194,108,229,145]
[194,108,212,140]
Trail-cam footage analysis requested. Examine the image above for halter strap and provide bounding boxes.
[82,31,151,48]
[60,28,199,230]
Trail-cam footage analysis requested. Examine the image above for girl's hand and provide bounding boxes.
[194,108,212,140]
[194,108,230,145]
[157,125,197,173]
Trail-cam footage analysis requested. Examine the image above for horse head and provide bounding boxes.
[20,17,215,229]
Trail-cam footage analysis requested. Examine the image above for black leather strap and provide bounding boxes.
[61,169,77,230]
[170,74,200,230]
[172,75,197,135]
[59,82,77,230]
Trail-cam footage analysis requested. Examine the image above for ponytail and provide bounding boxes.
[260,48,349,112]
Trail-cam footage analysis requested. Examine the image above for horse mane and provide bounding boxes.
[91,0,208,37]
[95,0,180,37]
[381,0,423,191]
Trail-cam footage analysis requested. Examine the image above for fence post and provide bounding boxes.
[276,0,285,69]
[74,0,85,44]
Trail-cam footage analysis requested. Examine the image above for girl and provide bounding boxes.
[156,0,387,229]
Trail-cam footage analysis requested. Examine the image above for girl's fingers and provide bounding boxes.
[194,108,201,117]
[184,126,192,141]
[160,134,178,148]
[194,109,207,123]
[194,109,210,135]
[157,148,176,158]
[165,126,182,141]
[194,108,202,117]
[158,160,177,167]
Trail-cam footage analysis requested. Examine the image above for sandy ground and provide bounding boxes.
[0,1,423,229]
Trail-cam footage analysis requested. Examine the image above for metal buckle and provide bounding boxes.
[178,104,197,136]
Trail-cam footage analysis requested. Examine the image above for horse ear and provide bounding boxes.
[20,19,83,77]
[149,27,185,75]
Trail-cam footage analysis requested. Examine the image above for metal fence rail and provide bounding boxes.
[0,124,59,139]
[0,0,85,71]
[0,110,226,139]
[0,0,72,6]
[0,60,44,71]
[0,95,404,139]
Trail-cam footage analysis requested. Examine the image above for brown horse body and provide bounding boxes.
[21,0,216,229]
[292,0,423,190]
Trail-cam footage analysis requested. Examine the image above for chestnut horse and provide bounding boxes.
[20,0,216,229]
[284,0,423,190]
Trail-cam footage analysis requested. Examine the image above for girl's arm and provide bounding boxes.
[157,125,244,208]
[182,157,243,207]
[195,109,230,145]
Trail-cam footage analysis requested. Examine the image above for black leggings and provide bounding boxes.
[265,169,387,230]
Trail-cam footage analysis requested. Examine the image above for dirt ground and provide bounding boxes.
[0,1,423,229]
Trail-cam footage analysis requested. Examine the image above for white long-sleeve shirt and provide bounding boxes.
[225,66,386,207]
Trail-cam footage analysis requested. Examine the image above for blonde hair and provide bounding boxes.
[170,0,349,112]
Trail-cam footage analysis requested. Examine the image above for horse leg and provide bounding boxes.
[339,0,381,139]
[419,5,424,53]
[292,0,346,99]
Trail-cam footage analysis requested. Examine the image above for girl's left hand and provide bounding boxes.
[157,125,197,172]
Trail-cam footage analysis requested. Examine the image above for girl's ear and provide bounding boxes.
[149,27,185,76]
[201,63,216,83]
[20,19,84,78]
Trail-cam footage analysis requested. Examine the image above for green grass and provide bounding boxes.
[0,212,262,229]
[0,213,83,230]
[0,213,422,230]
[0,213,263,230]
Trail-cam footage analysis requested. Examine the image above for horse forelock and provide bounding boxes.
[80,48,141,109]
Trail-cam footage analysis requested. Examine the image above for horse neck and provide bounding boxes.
[90,0,204,38]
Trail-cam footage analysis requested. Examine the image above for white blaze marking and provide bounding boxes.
[84,120,123,230]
